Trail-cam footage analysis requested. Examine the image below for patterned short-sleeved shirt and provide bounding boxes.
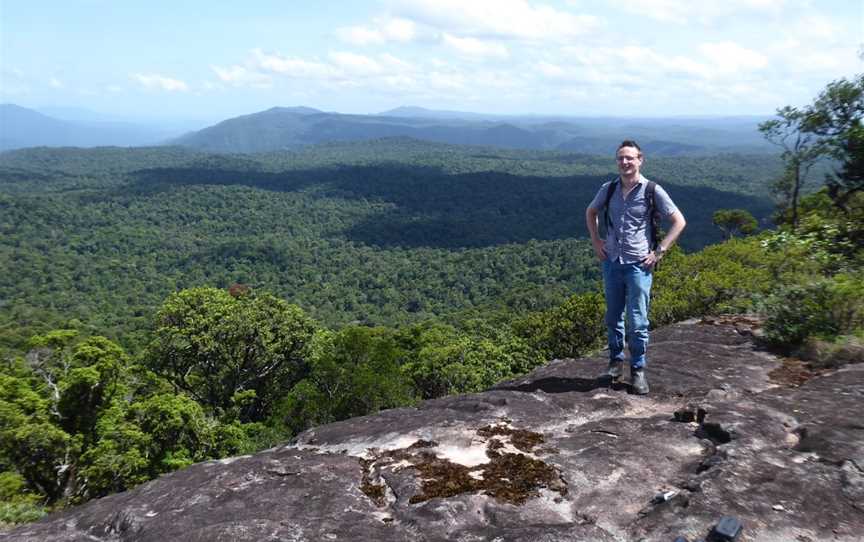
[588,175,679,264]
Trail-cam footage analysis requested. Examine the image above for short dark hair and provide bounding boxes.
[617,140,642,153]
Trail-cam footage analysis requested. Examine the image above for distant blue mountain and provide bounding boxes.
[0,104,173,150]
[175,106,773,155]
[2,102,774,155]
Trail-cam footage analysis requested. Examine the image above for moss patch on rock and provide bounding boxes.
[358,424,566,507]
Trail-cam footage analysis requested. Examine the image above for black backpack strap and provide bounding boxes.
[603,179,619,231]
[646,181,660,250]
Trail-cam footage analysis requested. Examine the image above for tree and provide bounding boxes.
[712,209,758,239]
[145,287,317,422]
[759,106,824,229]
[804,74,864,211]
[276,326,415,433]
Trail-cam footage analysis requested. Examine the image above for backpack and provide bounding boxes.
[602,179,661,251]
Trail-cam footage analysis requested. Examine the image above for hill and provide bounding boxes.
[174,107,774,155]
[0,104,171,150]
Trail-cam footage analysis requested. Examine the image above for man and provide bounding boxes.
[585,140,686,395]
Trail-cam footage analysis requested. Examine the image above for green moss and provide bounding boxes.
[358,425,566,507]
[358,458,387,507]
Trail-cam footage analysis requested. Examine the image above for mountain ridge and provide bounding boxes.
[1,101,773,154]
[0,104,183,150]
[173,106,773,155]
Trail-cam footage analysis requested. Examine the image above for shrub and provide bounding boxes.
[651,238,779,325]
[514,292,605,360]
[762,272,864,350]
[0,501,46,526]
[799,335,864,369]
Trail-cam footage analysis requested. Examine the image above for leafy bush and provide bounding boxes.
[799,335,864,369]
[0,472,46,526]
[762,272,864,350]
[396,320,544,400]
[0,501,46,526]
[651,238,781,325]
[514,292,605,360]
[276,326,416,432]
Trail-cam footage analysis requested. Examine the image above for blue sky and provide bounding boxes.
[1,0,861,122]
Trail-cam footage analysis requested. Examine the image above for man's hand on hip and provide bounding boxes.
[641,249,663,269]
[592,238,607,261]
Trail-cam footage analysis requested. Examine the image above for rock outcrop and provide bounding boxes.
[4,319,863,541]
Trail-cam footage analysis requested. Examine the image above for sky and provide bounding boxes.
[1,0,862,122]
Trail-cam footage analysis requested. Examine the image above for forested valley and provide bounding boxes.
[0,139,777,348]
[1,73,862,526]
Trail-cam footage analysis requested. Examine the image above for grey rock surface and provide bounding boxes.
[4,320,863,541]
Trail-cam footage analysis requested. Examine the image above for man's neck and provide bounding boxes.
[620,173,640,187]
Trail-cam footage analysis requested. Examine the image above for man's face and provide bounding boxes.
[616,146,643,178]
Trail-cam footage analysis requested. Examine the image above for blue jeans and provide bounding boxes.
[602,260,652,369]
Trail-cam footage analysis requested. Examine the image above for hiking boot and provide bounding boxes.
[606,359,624,380]
[631,369,649,395]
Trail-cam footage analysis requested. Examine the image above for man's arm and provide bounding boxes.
[585,206,607,261]
[642,210,686,267]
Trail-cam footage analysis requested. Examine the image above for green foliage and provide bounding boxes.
[712,208,758,239]
[759,106,824,228]
[2,422,71,502]
[0,330,272,508]
[651,240,779,325]
[762,272,864,349]
[277,326,414,432]
[798,334,864,369]
[0,142,776,350]
[145,287,317,422]
[399,320,544,399]
[760,190,864,273]
[0,471,45,525]
[805,73,864,209]
[0,472,28,501]
[0,500,46,526]
[514,292,605,360]
[57,337,127,443]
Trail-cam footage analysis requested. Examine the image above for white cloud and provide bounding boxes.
[106,85,123,93]
[428,70,467,91]
[379,53,416,73]
[337,16,417,45]
[553,45,707,85]
[337,25,384,46]
[380,74,421,92]
[252,49,335,79]
[209,48,420,95]
[548,41,772,88]
[442,34,509,59]
[790,14,838,41]
[329,51,384,76]
[607,0,786,24]
[0,68,30,95]
[49,77,63,89]
[699,41,768,74]
[211,64,273,87]
[537,61,567,78]
[131,73,189,92]
[391,0,601,41]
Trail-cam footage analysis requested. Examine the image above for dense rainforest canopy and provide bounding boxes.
[0,140,777,350]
